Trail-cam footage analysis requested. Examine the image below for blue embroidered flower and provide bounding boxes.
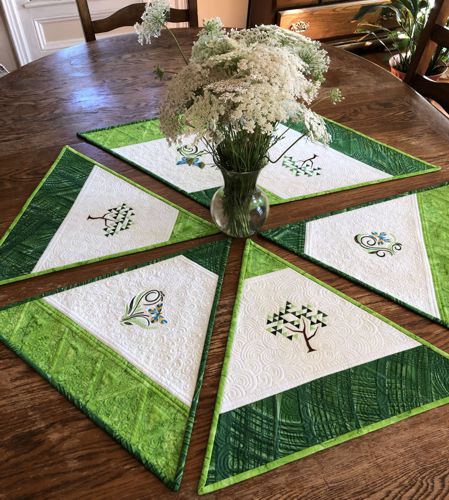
[371,231,391,244]
[176,144,206,168]
[148,303,168,324]
[176,156,205,168]
[355,232,402,257]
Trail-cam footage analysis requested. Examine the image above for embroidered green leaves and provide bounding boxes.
[282,154,320,177]
[266,302,328,353]
[88,202,135,237]
[121,289,168,329]
[354,231,402,257]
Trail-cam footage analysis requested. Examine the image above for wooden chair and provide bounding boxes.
[76,0,198,42]
[404,0,449,113]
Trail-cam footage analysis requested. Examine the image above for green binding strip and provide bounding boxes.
[0,238,231,491]
[198,241,449,494]
[79,117,440,208]
[0,146,218,286]
[262,179,449,328]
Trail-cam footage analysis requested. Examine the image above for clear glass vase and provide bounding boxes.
[210,168,269,238]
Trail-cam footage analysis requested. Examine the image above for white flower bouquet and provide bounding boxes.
[135,2,341,237]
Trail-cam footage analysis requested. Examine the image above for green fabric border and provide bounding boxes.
[198,240,449,494]
[205,344,449,487]
[0,299,189,488]
[0,146,218,286]
[78,117,440,209]
[0,148,94,280]
[0,238,231,491]
[262,179,449,328]
[417,187,449,326]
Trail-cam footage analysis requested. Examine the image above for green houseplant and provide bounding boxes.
[355,0,448,79]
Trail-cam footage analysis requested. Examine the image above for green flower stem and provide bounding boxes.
[220,168,260,238]
[164,25,189,65]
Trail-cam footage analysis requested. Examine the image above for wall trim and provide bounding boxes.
[2,0,32,65]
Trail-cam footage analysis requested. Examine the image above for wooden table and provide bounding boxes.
[1,29,449,499]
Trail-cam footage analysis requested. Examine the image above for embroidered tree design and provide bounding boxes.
[88,202,135,237]
[266,302,327,353]
[282,154,319,177]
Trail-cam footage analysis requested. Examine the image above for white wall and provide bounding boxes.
[1,0,249,68]
[0,5,17,71]
[198,0,248,27]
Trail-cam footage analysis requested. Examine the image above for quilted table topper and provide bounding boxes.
[79,118,439,207]
[0,239,230,490]
[262,182,449,328]
[199,241,449,494]
[0,147,218,285]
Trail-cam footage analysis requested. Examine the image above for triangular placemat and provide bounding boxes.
[0,239,230,490]
[0,147,218,285]
[79,118,440,207]
[262,182,449,328]
[199,240,449,494]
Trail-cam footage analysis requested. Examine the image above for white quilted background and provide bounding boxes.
[220,267,419,413]
[45,255,219,407]
[33,166,179,272]
[305,193,440,318]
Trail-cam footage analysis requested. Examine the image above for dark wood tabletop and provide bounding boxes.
[1,29,449,499]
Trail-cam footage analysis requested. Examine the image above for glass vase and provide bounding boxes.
[210,168,269,238]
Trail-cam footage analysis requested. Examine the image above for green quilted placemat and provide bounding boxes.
[0,239,230,491]
[199,240,449,494]
[0,146,218,286]
[78,117,439,207]
[262,181,449,329]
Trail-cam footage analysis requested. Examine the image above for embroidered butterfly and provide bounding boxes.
[121,289,168,330]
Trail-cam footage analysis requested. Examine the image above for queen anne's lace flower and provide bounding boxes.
[135,0,170,45]
[158,21,335,148]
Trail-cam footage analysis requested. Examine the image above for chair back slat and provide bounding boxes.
[432,25,449,48]
[76,0,198,41]
[168,8,191,24]
[93,4,146,33]
[76,0,96,42]
[404,0,449,113]
[411,75,449,111]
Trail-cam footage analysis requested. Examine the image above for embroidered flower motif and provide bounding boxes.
[371,231,391,244]
[354,232,402,257]
[176,144,206,168]
[121,290,168,330]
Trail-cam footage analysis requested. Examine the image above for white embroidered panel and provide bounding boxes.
[113,138,223,194]
[33,166,179,272]
[45,255,219,407]
[304,193,440,318]
[113,125,391,199]
[220,267,420,413]
[257,125,391,199]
